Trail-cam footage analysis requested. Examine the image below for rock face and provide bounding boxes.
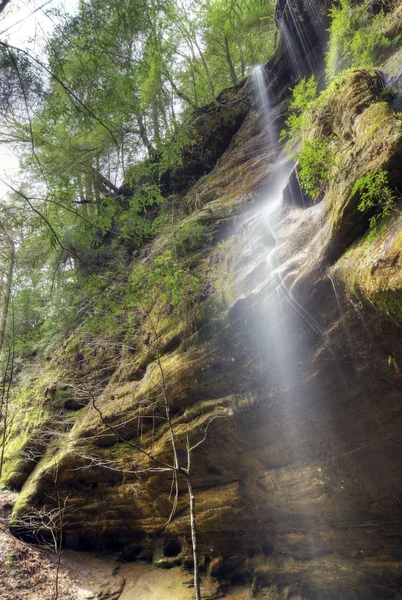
[4,2,402,599]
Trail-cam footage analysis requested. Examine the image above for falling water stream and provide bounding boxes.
[279,0,327,77]
[250,65,278,152]
[248,61,331,586]
[249,65,323,400]
[328,274,354,351]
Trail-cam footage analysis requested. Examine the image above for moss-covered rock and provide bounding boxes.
[299,69,402,262]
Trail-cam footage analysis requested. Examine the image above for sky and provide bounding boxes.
[0,0,79,200]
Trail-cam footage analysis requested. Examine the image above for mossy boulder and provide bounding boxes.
[302,69,402,262]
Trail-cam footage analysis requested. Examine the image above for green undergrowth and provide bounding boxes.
[2,187,230,494]
[281,66,401,239]
[326,0,399,81]
[297,138,335,201]
[353,169,398,240]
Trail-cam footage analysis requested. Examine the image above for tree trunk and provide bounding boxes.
[152,97,161,144]
[0,344,14,477]
[166,74,199,111]
[0,241,14,353]
[90,167,119,194]
[224,35,238,85]
[0,0,11,15]
[136,113,155,156]
[191,67,199,108]
[193,38,218,104]
[240,47,246,78]
[185,473,201,600]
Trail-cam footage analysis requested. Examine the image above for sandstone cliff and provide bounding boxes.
[2,1,402,598]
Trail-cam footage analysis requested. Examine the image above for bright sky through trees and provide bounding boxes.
[0,0,79,199]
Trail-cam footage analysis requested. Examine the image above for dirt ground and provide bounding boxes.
[0,491,79,599]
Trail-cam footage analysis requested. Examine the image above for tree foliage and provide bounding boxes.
[0,0,275,354]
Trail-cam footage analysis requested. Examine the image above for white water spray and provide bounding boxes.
[251,65,278,151]
[245,60,340,575]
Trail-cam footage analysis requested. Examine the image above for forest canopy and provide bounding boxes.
[0,0,275,356]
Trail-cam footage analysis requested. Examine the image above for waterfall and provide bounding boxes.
[247,64,309,403]
[279,0,327,77]
[245,62,335,579]
[251,65,278,152]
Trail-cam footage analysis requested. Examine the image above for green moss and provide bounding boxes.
[358,102,397,144]
[383,289,402,319]
[208,236,237,309]
[11,435,78,520]
[173,220,213,257]
[0,360,71,490]
[391,229,402,253]
[336,212,402,324]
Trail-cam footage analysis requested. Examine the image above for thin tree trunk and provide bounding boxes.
[185,473,201,600]
[136,113,155,156]
[54,550,61,600]
[84,171,94,210]
[193,38,218,104]
[152,97,160,144]
[191,67,199,108]
[166,74,199,111]
[161,105,171,137]
[240,47,246,78]
[0,347,11,427]
[0,241,14,353]
[0,372,9,477]
[94,156,101,207]
[224,35,238,85]
[90,167,119,194]
[0,341,14,477]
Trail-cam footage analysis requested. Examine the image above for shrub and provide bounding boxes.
[280,75,318,151]
[297,138,334,200]
[353,169,397,237]
[326,0,396,81]
[129,249,204,317]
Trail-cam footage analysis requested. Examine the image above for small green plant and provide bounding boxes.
[297,138,334,200]
[388,353,400,374]
[4,551,16,567]
[353,169,397,238]
[173,221,212,257]
[280,75,318,151]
